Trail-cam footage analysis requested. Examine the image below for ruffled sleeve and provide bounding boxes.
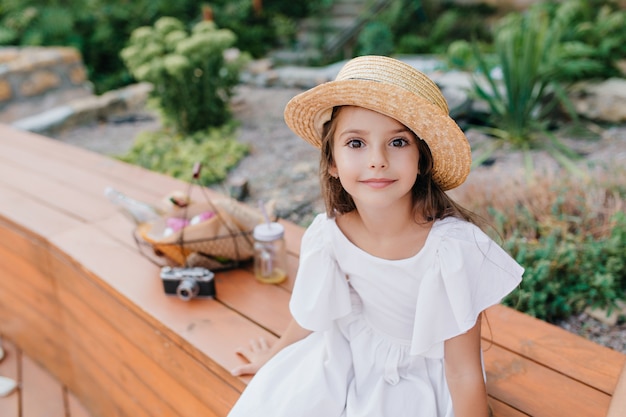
[410,218,523,357]
[289,214,352,331]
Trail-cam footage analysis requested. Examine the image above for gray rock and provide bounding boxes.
[570,78,626,123]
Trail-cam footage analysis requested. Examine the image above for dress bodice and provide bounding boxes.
[330,219,437,341]
[290,213,524,357]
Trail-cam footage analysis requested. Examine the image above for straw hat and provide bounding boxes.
[284,55,471,190]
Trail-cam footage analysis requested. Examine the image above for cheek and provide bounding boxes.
[396,152,420,183]
[405,148,420,173]
[331,146,348,172]
[333,152,360,177]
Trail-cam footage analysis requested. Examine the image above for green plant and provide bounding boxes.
[204,0,273,58]
[0,0,201,93]
[121,16,249,135]
[502,211,626,322]
[119,123,248,186]
[538,0,626,82]
[206,0,325,58]
[452,165,626,322]
[272,14,299,48]
[467,5,583,176]
[389,1,495,55]
[446,40,475,70]
[0,1,325,93]
[356,21,394,56]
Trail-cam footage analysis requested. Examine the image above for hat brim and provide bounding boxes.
[284,79,471,191]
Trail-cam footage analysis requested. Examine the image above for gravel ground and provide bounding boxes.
[52,84,626,354]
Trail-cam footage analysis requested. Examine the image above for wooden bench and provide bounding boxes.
[0,123,624,417]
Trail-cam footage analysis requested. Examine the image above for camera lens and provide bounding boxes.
[176,277,199,301]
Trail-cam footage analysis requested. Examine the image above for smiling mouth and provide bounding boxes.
[361,178,395,188]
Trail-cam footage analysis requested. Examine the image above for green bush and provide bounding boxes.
[183,1,323,59]
[537,0,626,82]
[356,21,394,57]
[384,0,495,56]
[0,1,325,93]
[454,166,626,322]
[121,17,249,135]
[119,123,248,186]
[503,211,626,322]
[0,0,201,93]
[204,0,274,59]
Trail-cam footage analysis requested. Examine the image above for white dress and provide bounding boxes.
[228,214,523,417]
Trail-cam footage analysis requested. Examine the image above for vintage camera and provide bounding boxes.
[160,266,215,301]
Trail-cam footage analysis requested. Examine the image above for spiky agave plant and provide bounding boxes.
[470,5,583,177]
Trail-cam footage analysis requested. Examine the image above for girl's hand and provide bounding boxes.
[230,337,274,376]
[230,319,311,377]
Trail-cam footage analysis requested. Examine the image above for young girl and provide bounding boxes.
[228,55,523,417]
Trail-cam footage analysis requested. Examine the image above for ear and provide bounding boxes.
[328,165,338,178]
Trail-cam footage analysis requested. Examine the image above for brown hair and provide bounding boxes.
[319,106,478,225]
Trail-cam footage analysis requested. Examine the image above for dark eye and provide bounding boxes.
[347,139,364,148]
[391,138,409,147]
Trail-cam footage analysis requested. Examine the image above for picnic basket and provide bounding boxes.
[134,163,265,270]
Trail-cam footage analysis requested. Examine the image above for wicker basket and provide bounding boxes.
[133,164,266,270]
[135,203,255,267]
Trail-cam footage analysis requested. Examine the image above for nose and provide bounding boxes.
[369,147,388,169]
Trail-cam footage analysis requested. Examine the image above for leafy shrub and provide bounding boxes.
[453,166,626,322]
[356,21,394,57]
[387,1,495,55]
[463,5,583,175]
[272,13,299,48]
[0,0,201,93]
[118,16,254,185]
[503,212,626,321]
[204,0,273,59]
[187,1,323,59]
[121,17,249,135]
[537,0,626,82]
[0,1,325,93]
[119,123,248,186]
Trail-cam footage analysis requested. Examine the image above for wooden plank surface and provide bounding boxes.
[488,398,528,417]
[0,124,183,199]
[484,343,611,417]
[53,254,242,416]
[484,304,625,394]
[0,228,72,386]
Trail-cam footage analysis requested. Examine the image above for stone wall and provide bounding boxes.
[0,47,92,123]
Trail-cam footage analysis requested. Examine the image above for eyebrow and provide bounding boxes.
[338,129,366,136]
[338,127,411,136]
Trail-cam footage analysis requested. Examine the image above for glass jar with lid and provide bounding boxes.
[253,222,288,284]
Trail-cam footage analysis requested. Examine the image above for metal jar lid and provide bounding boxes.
[253,222,284,241]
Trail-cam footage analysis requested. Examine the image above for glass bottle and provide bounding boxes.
[253,222,287,284]
[104,187,162,225]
